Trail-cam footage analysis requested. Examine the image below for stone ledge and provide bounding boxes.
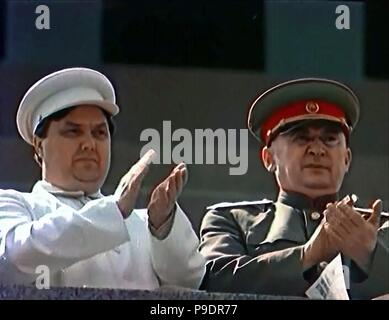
[0,284,306,300]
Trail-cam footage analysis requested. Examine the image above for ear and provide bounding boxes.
[261,146,276,172]
[32,136,44,167]
[32,136,43,156]
[345,148,352,172]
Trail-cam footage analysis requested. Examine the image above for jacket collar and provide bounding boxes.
[277,190,339,213]
[262,201,307,244]
[261,191,338,245]
[32,180,103,199]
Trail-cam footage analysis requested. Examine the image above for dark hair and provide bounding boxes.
[34,106,115,138]
[33,106,115,166]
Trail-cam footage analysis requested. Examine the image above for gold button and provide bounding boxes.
[311,211,321,221]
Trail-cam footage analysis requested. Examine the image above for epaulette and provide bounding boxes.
[206,199,273,211]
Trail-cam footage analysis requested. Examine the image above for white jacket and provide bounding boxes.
[0,181,205,290]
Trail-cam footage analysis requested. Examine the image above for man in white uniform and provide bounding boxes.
[0,67,205,290]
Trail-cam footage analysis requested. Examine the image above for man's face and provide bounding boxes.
[263,122,352,198]
[35,105,111,194]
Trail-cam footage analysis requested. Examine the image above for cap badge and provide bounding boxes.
[305,101,320,114]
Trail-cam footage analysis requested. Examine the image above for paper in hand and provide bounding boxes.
[305,254,349,300]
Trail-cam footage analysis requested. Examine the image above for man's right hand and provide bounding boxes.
[302,217,339,271]
[115,150,156,219]
[301,195,356,270]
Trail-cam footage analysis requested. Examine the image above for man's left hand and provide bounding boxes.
[324,199,382,271]
[147,163,188,229]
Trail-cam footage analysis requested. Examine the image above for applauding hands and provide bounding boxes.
[115,149,188,228]
[302,196,382,271]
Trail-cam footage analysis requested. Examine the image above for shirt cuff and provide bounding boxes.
[148,204,176,240]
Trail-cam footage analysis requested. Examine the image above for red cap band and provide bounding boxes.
[260,100,348,144]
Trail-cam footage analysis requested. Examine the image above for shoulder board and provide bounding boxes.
[206,199,273,211]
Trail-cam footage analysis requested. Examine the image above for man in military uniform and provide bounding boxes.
[199,78,388,299]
